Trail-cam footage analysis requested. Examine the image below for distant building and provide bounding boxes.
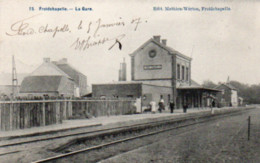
[238,97,243,106]
[20,58,87,97]
[215,82,238,107]
[93,35,219,109]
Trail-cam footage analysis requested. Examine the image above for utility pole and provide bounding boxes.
[12,55,18,100]
[248,116,251,141]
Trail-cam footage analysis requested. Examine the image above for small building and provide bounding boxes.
[20,58,86,97]
[92,35,219,109]
[92,81,172,107]
[238,97,243,106]
[53,58,88,96]
[215,82,238,107]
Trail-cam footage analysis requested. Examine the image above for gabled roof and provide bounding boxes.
[20,76,63,93]
[177,79,220,92]
[215,83,237,90]
[129,37,192,61]
[226,83,237,90]
[177,80,201,89]
[54,62,85,86]
[30,61,71,79]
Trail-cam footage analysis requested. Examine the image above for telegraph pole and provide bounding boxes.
[12,55,18,100]
[248,116,251,141]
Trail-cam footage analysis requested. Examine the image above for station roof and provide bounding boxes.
[177,80,220,92]
[215,83,237,90]
[92,81,143,85]
[129,37,192,61]
[177,87,221,92]
[92,81,173,89]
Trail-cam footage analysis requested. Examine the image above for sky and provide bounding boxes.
[0,0,260,86]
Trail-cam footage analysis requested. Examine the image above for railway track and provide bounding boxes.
[0,110,218,149]
[0,111,215,157]
[32,107,253,163]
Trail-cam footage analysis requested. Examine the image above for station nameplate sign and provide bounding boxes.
[143,65,162,70]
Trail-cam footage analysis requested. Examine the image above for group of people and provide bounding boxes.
[135,96,195,114]
[134,96,219,114]
[149,97,192,114]
[150,98,175,114]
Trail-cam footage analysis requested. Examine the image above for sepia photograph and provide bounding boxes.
[0,0,259,162]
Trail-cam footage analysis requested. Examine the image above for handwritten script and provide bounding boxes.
[6,14,147,51]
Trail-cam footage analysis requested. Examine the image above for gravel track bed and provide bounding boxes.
[100,107,260,163]
[50,108,251,163]
[0,107,252,163]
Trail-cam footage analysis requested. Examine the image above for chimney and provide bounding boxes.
[153,35,161,43]
[162,39,167,46]
[61,58,68,63]
[226,76,230,83]
[119,58,127,81]
[122,59,126,81]
[118,69,122,81]
[43,58,50,63]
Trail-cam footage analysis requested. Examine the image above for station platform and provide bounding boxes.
[0,107,237,140]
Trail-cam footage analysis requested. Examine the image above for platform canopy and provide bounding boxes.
[177,79,220,93]
[177,87,220,93]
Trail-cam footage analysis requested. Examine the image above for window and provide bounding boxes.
[177,64,180,79]
[148,49,157,58]
[222,89,225,95]
[186,67,189,81]
[182,66,185,80]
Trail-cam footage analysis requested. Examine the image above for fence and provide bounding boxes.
[0,99,135,131]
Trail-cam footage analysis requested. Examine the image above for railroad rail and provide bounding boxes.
[32,107,253,163]
[0,111,211,148]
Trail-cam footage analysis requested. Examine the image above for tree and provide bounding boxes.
[230,81,260,104]
[202,80,217,89]
[202,80,260,104]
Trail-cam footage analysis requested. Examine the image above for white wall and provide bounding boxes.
[231,90,238,107]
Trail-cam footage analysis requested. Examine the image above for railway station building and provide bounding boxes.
[93,35,219,109]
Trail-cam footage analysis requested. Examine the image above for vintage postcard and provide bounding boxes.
[0,0,259,162]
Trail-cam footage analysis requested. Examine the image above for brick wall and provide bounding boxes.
[133,42,172,80]
[92,83,142,98]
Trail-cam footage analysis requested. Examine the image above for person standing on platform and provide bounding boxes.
[212,100,216,107]
[158,96,164,113]
[170,100,175,113]
[183,102,188,113]
[150,101,156,113]
[211,100,215,114]
[134,97,142,113]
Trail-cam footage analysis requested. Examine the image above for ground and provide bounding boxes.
[0,107,259,163]
[101,108,260,163]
